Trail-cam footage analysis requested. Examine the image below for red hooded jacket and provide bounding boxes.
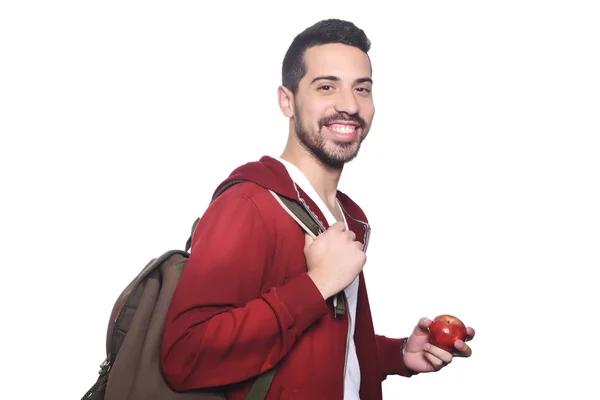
[161,156,414,400]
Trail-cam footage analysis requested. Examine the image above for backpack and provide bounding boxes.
[81,180,324,400]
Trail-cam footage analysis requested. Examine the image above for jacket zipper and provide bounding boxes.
[291,184,364,394]
[335,203,370,396]
[342,292,351,392]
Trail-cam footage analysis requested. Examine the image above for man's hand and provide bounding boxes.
[305,221,366,300]
[403,317,475,373]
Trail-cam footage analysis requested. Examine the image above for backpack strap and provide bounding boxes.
[183,182,326,400]
[267,189,321,238]
[243,368,277,400]
[185,218,200,253]
[185,180,322,252]
[268,189,346,317]
[241,191,322,399]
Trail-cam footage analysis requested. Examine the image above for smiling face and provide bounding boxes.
[282,43,375,168]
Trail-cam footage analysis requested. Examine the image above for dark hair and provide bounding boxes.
[282,19,371,94]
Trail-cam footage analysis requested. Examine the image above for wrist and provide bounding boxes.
[307,270,334,299]
[400,338,420,376]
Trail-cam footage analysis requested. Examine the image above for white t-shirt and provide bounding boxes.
[277,158,361,400]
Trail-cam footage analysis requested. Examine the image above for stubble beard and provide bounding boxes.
[294,105,368,169]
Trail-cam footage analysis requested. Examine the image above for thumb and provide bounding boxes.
[330,221,346,231]
[413,317,432,336]
[304,233,314,252]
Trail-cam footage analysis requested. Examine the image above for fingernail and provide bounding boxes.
[424,343,430,351]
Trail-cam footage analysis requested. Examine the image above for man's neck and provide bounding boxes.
[280,149,343,209]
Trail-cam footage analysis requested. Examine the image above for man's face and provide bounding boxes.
[293,43,375,168]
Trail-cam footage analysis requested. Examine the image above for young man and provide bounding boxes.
[161,19,475,400]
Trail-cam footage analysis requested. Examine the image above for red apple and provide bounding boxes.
[428,314,467,352]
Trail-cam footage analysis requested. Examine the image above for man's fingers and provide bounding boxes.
[453,340,473,358]
[465,327,476,341]
[423,351,449,371]
[329,221,346,231]
[346,229,356,241]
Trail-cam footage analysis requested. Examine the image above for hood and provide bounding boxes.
[212,155,370,233]
[212,156,299,201]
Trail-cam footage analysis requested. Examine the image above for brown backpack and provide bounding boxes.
[81,180,323,400]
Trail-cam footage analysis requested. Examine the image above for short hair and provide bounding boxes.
[282,19,371,94]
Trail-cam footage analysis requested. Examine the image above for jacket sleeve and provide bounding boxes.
[161,189,329,391]
[375,335,415,380]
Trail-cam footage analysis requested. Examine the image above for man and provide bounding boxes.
[161,18,475,400]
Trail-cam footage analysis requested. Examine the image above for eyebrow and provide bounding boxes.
[311,75,373,85]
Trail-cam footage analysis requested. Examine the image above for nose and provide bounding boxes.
[334,88,359,115]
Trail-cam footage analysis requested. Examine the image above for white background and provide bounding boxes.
[1,1,599,399]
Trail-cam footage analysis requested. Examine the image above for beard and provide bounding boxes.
[294,105,369,169]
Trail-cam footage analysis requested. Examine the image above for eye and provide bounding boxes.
[356,87,371,93]
[318,85,333,91]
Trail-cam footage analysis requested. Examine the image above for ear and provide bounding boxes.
[278,85,294,118]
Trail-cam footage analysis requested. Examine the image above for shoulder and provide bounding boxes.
[208,181,293,233]
[204,181,304,252]
[191,182,279,253]
[211,181,277,212]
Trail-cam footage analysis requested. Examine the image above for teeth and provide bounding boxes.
[328,124,356,134]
